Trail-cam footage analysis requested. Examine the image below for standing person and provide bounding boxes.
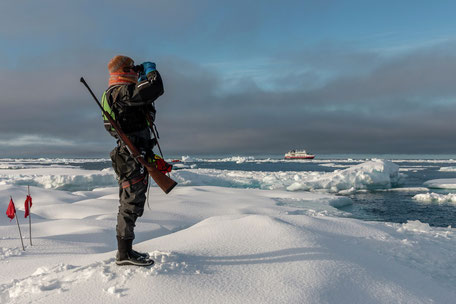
[102,55,164,266]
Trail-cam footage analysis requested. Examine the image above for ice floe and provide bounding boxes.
[412,192,456,205]
[439,166,456,172]
[172,160,402,194]
[423,178,456,189]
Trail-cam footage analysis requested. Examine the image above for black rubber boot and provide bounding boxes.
[116,237,154,267]
[116,237,132,260]
[131,249,150,259]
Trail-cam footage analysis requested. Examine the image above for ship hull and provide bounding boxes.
[284,155,315,159]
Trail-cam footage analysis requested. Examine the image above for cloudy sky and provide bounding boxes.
[1,0,456,157]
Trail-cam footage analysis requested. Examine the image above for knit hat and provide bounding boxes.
[108,55,137,86]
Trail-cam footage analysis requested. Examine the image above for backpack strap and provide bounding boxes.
[102,85,121,133]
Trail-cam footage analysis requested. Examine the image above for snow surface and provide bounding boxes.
[1,161,455,303]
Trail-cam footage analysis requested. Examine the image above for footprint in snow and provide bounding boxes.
[0,251,202,302]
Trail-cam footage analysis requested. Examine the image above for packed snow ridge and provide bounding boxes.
[174,159,402,194]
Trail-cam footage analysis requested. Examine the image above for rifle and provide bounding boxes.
[80,77,177,194]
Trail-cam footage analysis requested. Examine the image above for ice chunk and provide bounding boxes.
[181,155,196,162]
[439,166,456,172]
[288,159,401,193]
[398,220,431,233]
[412,192,456,205]
[172,160,401,194]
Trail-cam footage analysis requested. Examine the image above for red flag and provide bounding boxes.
[6,198,16,221]
[24,195,32,218]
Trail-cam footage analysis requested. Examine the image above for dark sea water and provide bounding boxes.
[44,155,456,228]
[341,161,456,228]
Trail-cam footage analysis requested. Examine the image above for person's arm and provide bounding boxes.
[119,62,164,106]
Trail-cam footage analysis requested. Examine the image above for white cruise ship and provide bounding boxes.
[284,149,315,159]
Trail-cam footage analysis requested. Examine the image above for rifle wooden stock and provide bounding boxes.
[80,77,177,194]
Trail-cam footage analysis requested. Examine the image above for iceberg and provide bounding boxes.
[173,160,401,194]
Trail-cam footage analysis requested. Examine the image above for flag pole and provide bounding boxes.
[12,196,25,251]
[28,185,32,246]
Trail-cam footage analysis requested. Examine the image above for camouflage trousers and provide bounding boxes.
[110,145,148,240]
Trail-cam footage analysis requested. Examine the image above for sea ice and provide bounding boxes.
[0,167,117,191]
[398,220,432,233]
[423,178,456,189]
[173,160,402,194]
[439,166,456,172]
[412,192,456,205]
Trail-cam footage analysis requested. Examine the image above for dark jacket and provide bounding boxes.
[103,70,164,139]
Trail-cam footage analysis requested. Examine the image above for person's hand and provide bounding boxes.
[142,62,156,75]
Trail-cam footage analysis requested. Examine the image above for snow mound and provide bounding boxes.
[412,193,456,205]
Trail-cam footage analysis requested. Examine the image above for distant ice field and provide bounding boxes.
[1,155,456,227]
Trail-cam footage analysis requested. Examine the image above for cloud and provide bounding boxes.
[154,40,456,154]
[2,1,456,156]
[4,40,456,156]
[0,135,76,147]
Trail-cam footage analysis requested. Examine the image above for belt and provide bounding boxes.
[121,174,147,189]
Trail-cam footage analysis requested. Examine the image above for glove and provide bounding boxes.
[153,155,172,174]
[142,62,156,76]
